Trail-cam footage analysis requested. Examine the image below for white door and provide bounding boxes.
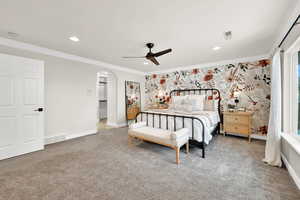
[0,53,44,160]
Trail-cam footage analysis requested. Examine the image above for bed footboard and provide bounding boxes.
[134,111,216,158]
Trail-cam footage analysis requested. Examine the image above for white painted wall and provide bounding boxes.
[45,58,98,136]
[0,45,145,140]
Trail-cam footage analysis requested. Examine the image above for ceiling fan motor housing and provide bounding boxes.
[146,43,154,49]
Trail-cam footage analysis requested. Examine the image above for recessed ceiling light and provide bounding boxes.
[69,36,80,42]
[143,62,149,65]
[213,46,221,51]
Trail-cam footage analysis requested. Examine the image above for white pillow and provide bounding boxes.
[186,95,205,111]
[204,99,214,111]
[172,104,183,112]
[183,105,193,112]
[204,98,219,111]
[168,103,176,110]
[172,105,192,113]
[172,96,186,105]
[170,104,191,113]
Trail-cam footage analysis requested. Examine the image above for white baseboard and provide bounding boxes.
[251,134,267,140]
[117,123,128,127]
[66,130,98,140]
[106,122,127,128]
[45,134,66,145]
[281,153,300,190]
[222,132,266,141]
[45,129,98,145]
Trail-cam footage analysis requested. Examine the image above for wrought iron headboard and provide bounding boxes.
[169,88,221,116]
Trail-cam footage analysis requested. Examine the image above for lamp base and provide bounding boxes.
[234,98,239,109]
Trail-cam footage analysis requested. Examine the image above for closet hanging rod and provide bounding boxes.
[278,14,300,48]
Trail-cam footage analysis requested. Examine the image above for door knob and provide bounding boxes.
[34,108,44,112]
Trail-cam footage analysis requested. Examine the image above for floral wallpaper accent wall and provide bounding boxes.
[145,59,271,136]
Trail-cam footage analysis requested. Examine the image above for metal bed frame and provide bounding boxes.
[134,88,221,158]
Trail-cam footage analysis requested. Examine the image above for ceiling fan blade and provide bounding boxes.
[147,56,160,65]
[122,56,145,58]
[153,49,172,57]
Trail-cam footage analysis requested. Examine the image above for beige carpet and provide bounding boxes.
[0,128,299,200]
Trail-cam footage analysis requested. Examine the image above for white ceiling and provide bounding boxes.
[0,0,298,72]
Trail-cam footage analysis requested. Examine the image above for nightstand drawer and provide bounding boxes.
[224,123,249,134]
[224,115,248,125]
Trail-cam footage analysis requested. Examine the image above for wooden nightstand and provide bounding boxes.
[223,111,254,142]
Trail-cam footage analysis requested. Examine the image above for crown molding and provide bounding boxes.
[0,37,271,77]
[145,54,270,75]
[0,37,144,75]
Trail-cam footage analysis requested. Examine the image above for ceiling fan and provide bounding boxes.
[122,43,172,65]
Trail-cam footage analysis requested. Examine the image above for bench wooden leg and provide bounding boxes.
[176,147,180,164]
[186,141,189,154]
[128,136,132,146]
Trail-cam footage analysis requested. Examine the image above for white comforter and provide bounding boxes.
[140,109,220,144]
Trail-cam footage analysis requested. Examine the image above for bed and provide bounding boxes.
[134,88,221,158]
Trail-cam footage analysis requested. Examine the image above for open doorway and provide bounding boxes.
[97,72,108,129]
[96,71,117,130]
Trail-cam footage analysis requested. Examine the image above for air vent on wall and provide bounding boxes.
[7,32,19,39]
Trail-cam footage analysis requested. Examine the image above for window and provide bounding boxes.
[290,48,300,139]
[291,49,300,139]
[283,36,300,139]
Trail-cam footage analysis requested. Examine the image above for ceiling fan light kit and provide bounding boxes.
[123,43,172,66]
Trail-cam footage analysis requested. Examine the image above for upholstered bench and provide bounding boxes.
[128,122,189,164]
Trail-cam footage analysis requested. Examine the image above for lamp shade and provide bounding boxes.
[234,91,240,98]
